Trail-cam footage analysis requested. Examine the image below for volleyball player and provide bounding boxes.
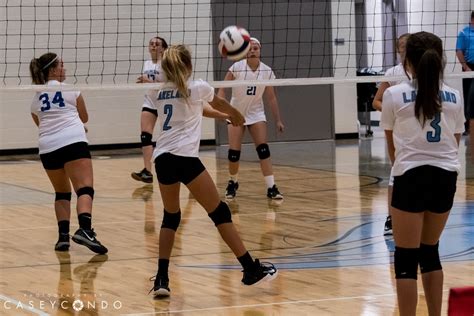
[30,52,108,254]
[217,37,285,200]
[381,32,464,316]
[372,33,411,236]
[147,45,278,298]
[131,36,168,184]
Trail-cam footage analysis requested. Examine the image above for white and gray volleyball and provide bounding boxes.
[218,26,251,61]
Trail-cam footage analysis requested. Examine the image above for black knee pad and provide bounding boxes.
[419,243,442,274]
[161,209,181,231]
[228,149,241,162]
[208,201,232,226]
[394,247,419,279]
[256,143,270,160]
[76,186,94,199]
[55,192,72,201]
[140,131,153,147]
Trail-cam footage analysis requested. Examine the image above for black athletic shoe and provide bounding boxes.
[267,185,283,200]
[55,233,70,251]
[242,259,278,286]
[384,215,393,236]
[150,275,171,298]
[225,180,239,199]
[72,228,108,254]
[131,168,153,184]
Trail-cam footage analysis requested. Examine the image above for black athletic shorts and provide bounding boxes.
[391,165,457,213]
[40,142,91,170]
[154,152,206,185]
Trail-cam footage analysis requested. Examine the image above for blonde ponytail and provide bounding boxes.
[161,45,192,99]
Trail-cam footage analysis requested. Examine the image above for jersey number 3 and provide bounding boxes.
[427,113,441,142]
[39,92,65,112]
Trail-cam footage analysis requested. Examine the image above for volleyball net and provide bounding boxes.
[1,0,473,91]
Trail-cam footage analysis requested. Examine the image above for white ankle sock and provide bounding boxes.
[264,175,275,188]
[230,174,238,182]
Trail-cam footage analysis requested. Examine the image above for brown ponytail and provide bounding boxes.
[29,52,58,84]
[161,45,192,99]
[405,32,444,126]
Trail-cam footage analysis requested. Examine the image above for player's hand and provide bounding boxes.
[136,75,152,83]
[276,121,285,133]
[228,109,245,126]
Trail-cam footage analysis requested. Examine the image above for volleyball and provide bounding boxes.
[218,26,251,61]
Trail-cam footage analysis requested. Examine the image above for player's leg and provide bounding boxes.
[419,166,456,316]
[132,109,157,183]
[391,167,427,316]
[248,122,282,199]
[225,124,245,199]
[150,153,183,297]
[152,180,181,297]
[65,147,107,254]
[419,211,450,316]
[183,157,277,286]
[41,147,73,251]
[384,185,393,235]
[391,208,424,316]
[44,167,72,251]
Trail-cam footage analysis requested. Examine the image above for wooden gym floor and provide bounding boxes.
[0,133,473,315]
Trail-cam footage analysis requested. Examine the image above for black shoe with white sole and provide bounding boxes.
[150,275,171,298]
[55,233,70,251]
[242,259,278,286]
[72,228,108,254]
[384,215,393,236]
[131,168,153,183]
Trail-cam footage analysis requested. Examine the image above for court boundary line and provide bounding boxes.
[124,292,399,315]
[124,289,454,315]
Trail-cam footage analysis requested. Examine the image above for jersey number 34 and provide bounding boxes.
[39,92,65,112]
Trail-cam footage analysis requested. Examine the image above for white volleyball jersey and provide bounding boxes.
[142,60,165,110]
[384,64,411,86]
[381,81,464,176]
[30,80,87,154]
[229,59,276,125]
[143,60,165,82]
[147,79,214,159]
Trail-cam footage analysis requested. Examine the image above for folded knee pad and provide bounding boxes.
[419,243,442,274]
[394,246,419,279]
[55,192,72,201]
[208,201,232,226]
[76,186,94,199]
[161,209,181,231]
[140,131,153,147]
[228,149,241,162]
[256,143,270,160]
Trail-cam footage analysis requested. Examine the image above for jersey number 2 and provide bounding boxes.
[427,113,441,142]
[39,92,65,112]
[163,104,173,131]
